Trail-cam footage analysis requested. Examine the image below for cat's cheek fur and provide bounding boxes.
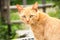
[33,16,39,21]
[19,17,25,23]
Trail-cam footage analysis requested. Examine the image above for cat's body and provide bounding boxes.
[16,2,60,40]
[31,13,60,40]
[30,12,60,40]
[44,16,60,40]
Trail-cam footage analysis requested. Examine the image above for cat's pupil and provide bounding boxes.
[22,15,26,18]
[30,15,34,18]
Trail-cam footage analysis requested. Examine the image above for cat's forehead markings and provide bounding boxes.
[20,7,36,16]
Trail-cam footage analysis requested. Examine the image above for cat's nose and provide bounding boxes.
[27,20,29,22]
[26,19,29,22]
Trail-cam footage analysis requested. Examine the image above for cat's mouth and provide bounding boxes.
[24,21,30,24]
[22,20,34,24]
[26,21,34,25]
[26,21,30,24]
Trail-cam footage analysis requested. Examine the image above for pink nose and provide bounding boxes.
[27,20,29,22]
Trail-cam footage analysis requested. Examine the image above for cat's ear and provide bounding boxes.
[32,2,38,11]
[16,4,23,13]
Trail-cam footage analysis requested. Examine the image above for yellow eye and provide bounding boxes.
[22,15,26,18]
[30,15,34,18]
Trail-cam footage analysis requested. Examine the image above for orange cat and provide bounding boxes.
[16,2,60,40]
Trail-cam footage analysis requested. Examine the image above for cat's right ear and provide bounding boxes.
[32,2,38,12]
[16,4,23,13]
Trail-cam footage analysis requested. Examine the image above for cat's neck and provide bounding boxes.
[39,12,48,24]
[31,11,49,26]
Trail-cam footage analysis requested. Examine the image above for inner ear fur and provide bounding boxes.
[32,2,38,12]
[16,4,23,12]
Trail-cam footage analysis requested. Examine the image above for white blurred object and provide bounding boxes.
[16,29,34,38]
[16,29,34,40]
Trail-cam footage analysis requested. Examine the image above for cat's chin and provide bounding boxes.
[26,22,30,24]
[27,22,35,25]
[25,22,33,25]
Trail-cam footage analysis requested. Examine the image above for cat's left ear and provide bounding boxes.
[16,4,23,13]
[32,2,38,11]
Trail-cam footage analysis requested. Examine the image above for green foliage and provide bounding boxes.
[10,0,41,5]
[0,10,26,39]
[11,23,25,39]
[48,9,60,19]
[52,0,60,8]
[26,0,41,5]
[10,0,52,5]
[0,25,8,40]
[10,10,20,20]
[10,0,23,5]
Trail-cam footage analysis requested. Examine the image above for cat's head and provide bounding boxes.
[16,2,40,24]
